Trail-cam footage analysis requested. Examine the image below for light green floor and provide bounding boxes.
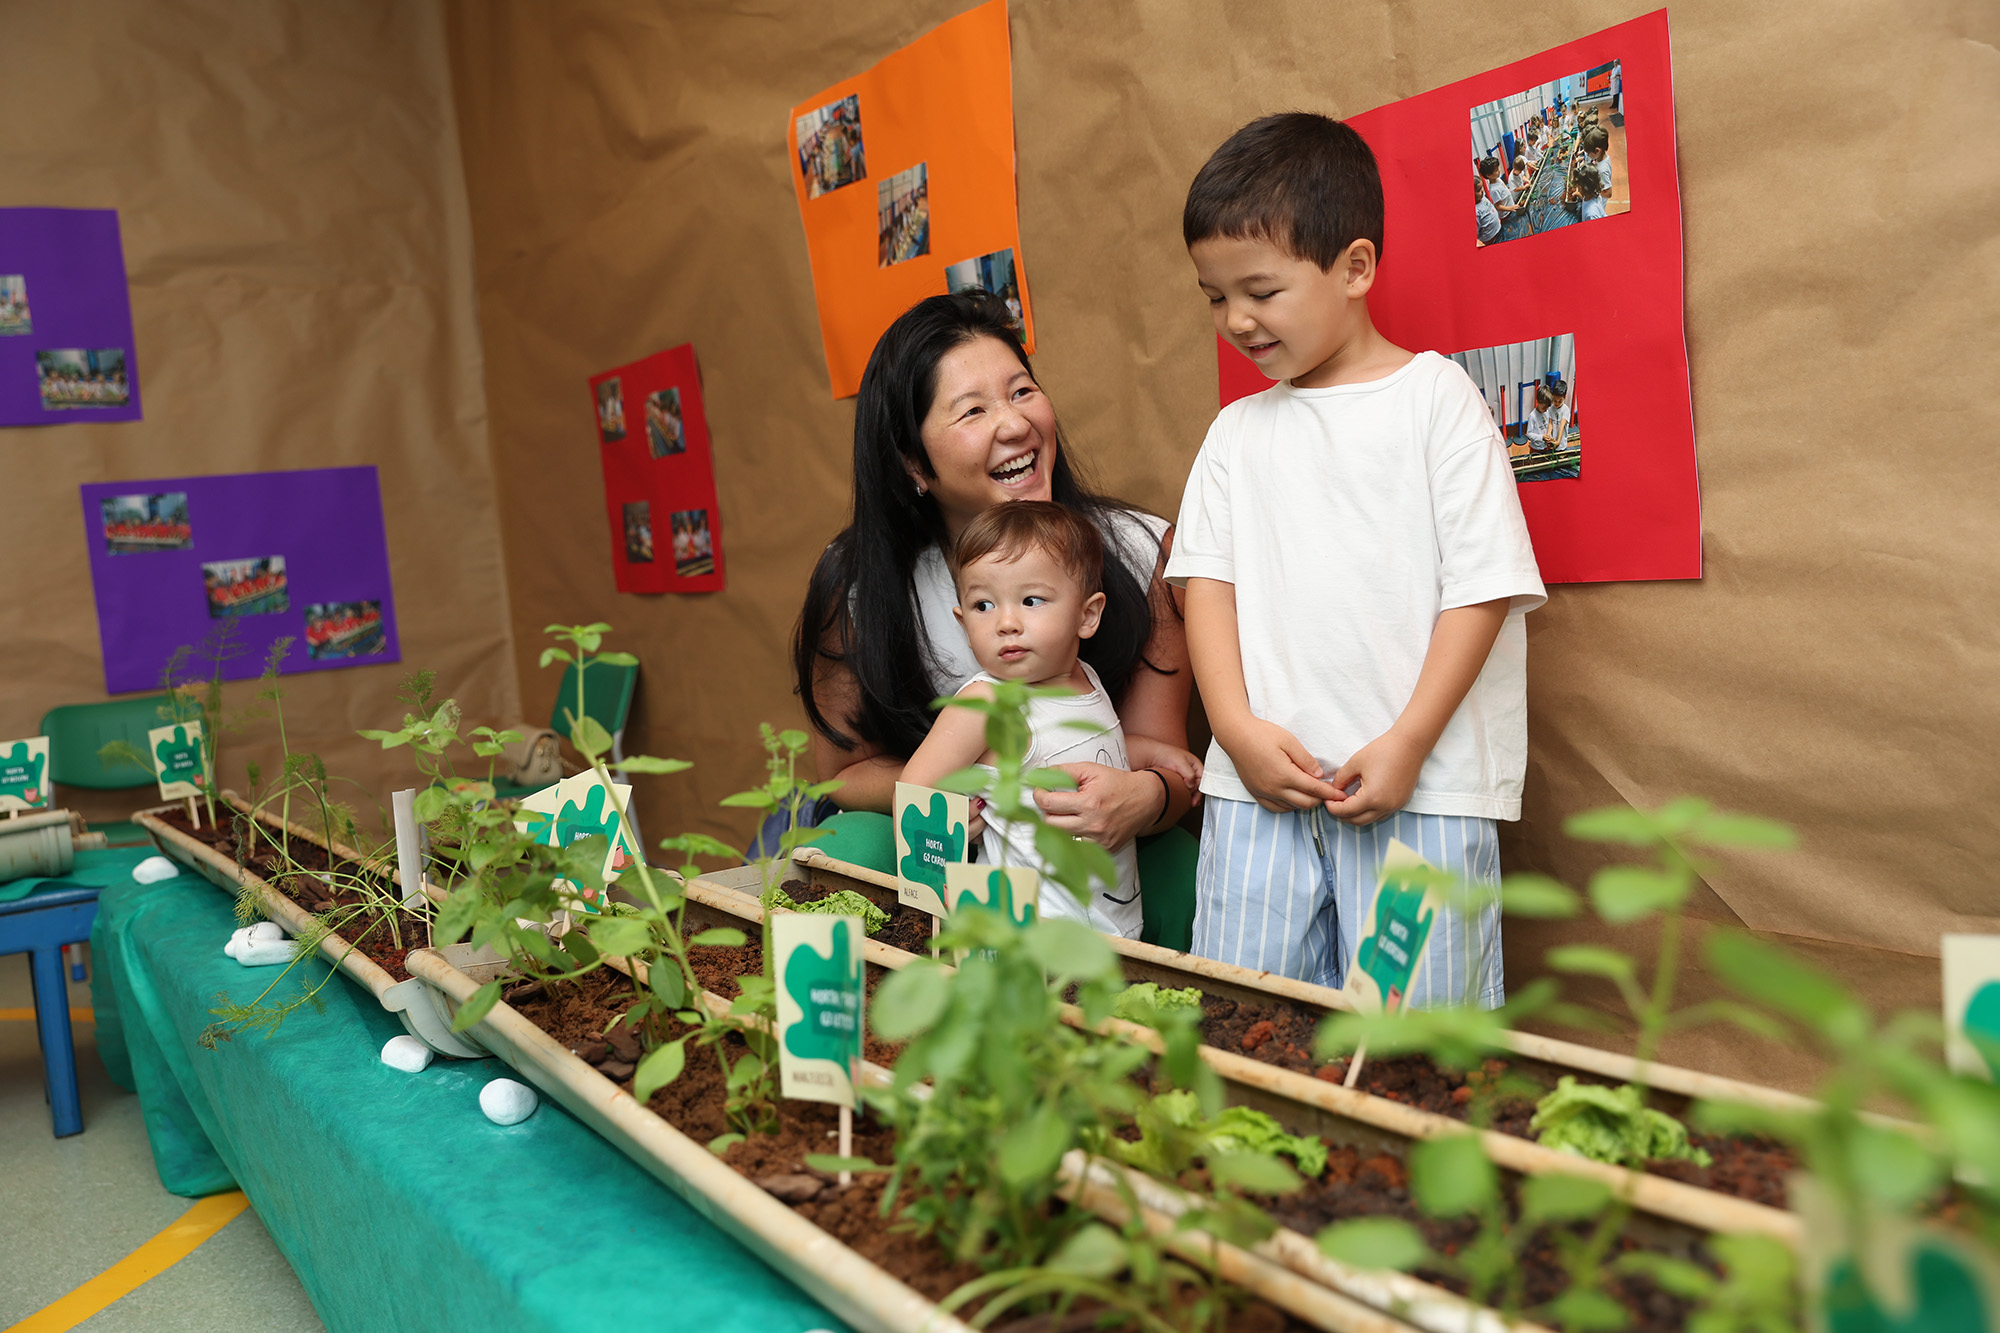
[0,948,324,1331]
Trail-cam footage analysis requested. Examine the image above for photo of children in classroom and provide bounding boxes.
[877,163,929,267]
[669,507,714,577]
[644,387,685,458]
[795,94,866,199]
[944,247,1024,333]
[1446,333,1581,481]
[0,275,29,334]
[303,600,387,660]
[595,376,625,442]
[623,500,654,563]
[35,348,129,408]
[100,492,192,554]
[1469,60,1628,246]
[201,555,290,618]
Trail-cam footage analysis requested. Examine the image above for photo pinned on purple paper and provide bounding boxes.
[796,94,866,199]
[100,492,192,554]
[0,276,29,335]
[644,387,685,458]
[595,376,626,443]
[203,556,290,618]
[36,348,129,409]
[670,508,714,578]
[878,163,929,267]
[623,500,654,564]
[303,600,387,660]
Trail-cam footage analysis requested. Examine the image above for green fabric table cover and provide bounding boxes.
[0,844,153,902]
[89,857,847,1333]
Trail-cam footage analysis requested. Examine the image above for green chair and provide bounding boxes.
[492,660,640,801]
[39,695,172,846]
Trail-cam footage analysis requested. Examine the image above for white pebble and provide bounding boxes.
[380,1035,434,1072]
[247,921,284,941]
[230,937,298,966]
[480,1078,539,1126]
[133,856,179,884]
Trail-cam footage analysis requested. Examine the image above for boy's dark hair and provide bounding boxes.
[953,501,1105,599]
[1581,127,1609,154]
[1569,162,1602,198]
[1534,384,1554,409]
[1550,378,1569,398]
[1478,156,1502,180]
[1183,112,1385,268]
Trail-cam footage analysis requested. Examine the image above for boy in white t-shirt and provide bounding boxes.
[1167,113,1546,1008]
[904,502,1199,937]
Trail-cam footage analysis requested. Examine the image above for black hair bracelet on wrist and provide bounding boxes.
[1144,768,1172,828]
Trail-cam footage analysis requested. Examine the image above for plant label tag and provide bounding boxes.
[1942,934,2000,1084]
[945,863,1037,965]
[774,912,864,1110]
[512,771,637,903]
[1343,838,1445,1016]
[0,736,52,811]
[1794,1172,2000,1332]
[894,781,967,917]
[147,721,208,801]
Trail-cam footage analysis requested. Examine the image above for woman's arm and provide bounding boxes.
[1035,524,1198,846]
[807,652,900,814]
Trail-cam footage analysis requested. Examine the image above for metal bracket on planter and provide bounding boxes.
[382,937,511,1060]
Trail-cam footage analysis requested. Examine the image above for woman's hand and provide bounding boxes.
[1035,762,1163,851]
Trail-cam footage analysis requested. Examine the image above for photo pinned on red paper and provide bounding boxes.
[787,0,1030,398]
[588,343,723,594]
[1471,61,1630,247]
[1214,10,1696,585]
[1445,334,1580,483]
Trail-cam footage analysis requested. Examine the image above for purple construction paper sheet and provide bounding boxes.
[81,467,400,694]
[0,209,142,427]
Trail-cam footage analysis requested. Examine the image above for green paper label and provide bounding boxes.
[1343,838,1444,1016]
[894,782,966,917]
[775,913,863,1108]
[0,738,50,811]
[147,721,208,800]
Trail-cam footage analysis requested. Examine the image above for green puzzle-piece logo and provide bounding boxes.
[782,919,862,1066]
[1965,981,2000,1082]
[0,742,46,805]
[959,868,1035,929]
[154,727,205,788]
[1356,876,1434,1005]
[539,784,631,871]
[899,793,964,909]
[1826,1243,1988,1333]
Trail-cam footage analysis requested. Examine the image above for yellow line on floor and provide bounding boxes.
[0,1008,93,1023]
[4,1191,250,1333]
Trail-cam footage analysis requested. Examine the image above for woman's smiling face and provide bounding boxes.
[913,335,1057,539]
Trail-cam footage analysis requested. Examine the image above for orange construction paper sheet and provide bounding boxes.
[788,0,1032,399]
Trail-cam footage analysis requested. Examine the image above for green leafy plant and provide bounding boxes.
[1112,982,1203,1024]
[100,621,265,827]
[1531,1075,1711,1169]
[766,883,888,934]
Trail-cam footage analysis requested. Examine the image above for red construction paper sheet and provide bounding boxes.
[788,0,1032,399]
[589,345,724,594]
[1216,10,1699,584]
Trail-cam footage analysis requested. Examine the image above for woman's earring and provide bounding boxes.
[913,480,928,496]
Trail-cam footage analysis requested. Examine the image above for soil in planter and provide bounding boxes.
[1198,992,1798,1209]
[512,968,1309,1330]
[156,806,429,982]
[783,874,943,956]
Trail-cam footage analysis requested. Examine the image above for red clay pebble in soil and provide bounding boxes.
[604,1028,641,1062]
[1316,1062,1348,1084]
[1239,1020,1277,1052]
[1451,1085,1473,1105]
[572,1040,609,1064]
[1358,1155,1407,1190]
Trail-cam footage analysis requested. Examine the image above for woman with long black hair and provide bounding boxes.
[791,293,1200,945]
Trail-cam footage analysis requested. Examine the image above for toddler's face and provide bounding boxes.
[953,545,1104,687]
[1190,233,1362,389]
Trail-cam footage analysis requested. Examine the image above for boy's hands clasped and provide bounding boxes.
[1222,716,1417,827]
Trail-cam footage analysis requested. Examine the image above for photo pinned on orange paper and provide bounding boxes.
[787,0,1032,399]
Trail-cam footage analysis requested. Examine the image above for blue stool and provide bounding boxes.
[0,885,100,1137]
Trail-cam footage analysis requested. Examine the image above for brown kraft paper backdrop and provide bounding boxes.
[0,0,519,831]
[442,1,1999,1090]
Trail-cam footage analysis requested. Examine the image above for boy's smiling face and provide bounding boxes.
[953,544,1104,687]
[1190,233,1374,389]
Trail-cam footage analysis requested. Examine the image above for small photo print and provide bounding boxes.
[203,556,290,618]
[1446,333,1581,482]
[878,163,930,267]
[0,275,29,335]
[1469,59,1627,247]
[795,94,866,199]
[644,387,685,458]
[100,492,192,554]
[623,500,654,564]
[36,348,129,409]
[670,507,715,578]
[944,248,1024,334]
[596,377,626,443]
[303,600,387,660]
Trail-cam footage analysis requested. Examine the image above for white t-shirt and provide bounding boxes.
[910,507,1169,697]
[1523,406,1551,449]
[1165,352,1547,819]
[962,662,1144,938]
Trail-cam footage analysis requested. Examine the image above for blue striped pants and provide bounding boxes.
[1190,797,1505,1010]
